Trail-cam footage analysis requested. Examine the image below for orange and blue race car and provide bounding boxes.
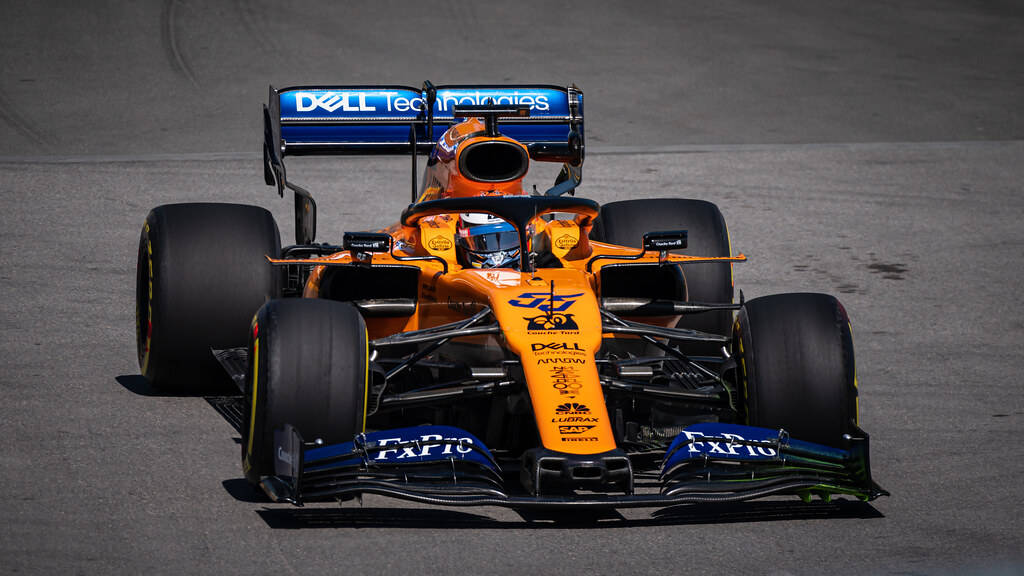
[135,82,886,509]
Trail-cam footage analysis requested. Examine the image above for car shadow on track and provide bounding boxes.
[116,374,181,397]
[252,499,883,529]
[195,391,885,529]
[115,374,240,398]
[119,376,885,529]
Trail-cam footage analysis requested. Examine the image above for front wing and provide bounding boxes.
[260,423,887,509]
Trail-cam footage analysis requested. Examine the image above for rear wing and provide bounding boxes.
[263,81,584,244]
[268,83,582,155]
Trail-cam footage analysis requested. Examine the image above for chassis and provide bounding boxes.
[135,82,886,509]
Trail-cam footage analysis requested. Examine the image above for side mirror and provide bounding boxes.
[643,230,688,251]
[343,232,392,253]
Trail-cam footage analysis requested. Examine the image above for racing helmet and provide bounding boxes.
[456,213,520,269]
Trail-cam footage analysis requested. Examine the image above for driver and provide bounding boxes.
[455,213,520,269]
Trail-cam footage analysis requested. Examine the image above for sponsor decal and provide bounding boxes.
[554,234,578,250]
[537,357,586,364]
[525,312,579,331]
[550,365,583,397]
[555,403,590,414]
[559,425,596,435]
[508,291,583,312]
[551,416,599,423]
[647,237,684,249]
[561,437,598,442]
[295,91,377,113]
[375,433,474,461]
[678,430,777,458]
[290,89,556,115]
[483,270,521,286]
[531,342,583,352]
[302,426,498,473]
[437,89,551,112]
[427,236,453,251]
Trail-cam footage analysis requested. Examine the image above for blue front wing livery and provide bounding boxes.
[261,422,885,508]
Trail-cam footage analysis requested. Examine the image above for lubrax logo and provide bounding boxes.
[551,416,598,423]
[559,425,595,435]
[532,342,583,352]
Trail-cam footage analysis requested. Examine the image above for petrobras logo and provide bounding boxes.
[287,88,564,116]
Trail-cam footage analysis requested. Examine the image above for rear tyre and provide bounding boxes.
[136,203,281,392]
[242,299,369,484]
[592,198,733,354]
[733,293,858,448]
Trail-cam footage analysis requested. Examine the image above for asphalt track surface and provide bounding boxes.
[1,2,1023,575]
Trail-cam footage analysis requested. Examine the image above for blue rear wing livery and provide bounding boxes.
[262,81,584,245]
[268,83,583,157]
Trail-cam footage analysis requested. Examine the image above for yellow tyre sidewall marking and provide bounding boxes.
[244,334,260,471]
[140,222,154,375]
[734,319,750,424]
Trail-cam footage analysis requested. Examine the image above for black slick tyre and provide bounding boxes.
[592,198,734,353]
[135,203,281,392]
[733,293,858,448]
[242,298,369,485]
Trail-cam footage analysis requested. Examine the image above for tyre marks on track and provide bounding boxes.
[0,88,52,151]
[233,0,280,54]
[160,0,199,88]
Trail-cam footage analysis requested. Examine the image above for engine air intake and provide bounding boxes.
[459,141,529,183]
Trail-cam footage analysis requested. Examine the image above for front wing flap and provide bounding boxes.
[261,423,887,509]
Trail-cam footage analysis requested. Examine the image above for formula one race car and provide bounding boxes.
[135,82,886,509]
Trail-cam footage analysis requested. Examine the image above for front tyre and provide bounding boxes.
[592,198,733,354]
[242,299,369,485]
[136,203,281,392]
[734,293,858,448]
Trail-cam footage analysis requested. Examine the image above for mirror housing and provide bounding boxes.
[643,230,688,252]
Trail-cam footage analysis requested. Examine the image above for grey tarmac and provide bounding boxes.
[1,1,1022,574]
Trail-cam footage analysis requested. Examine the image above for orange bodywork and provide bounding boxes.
[272,119,746,456]
[416,117,530,201]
